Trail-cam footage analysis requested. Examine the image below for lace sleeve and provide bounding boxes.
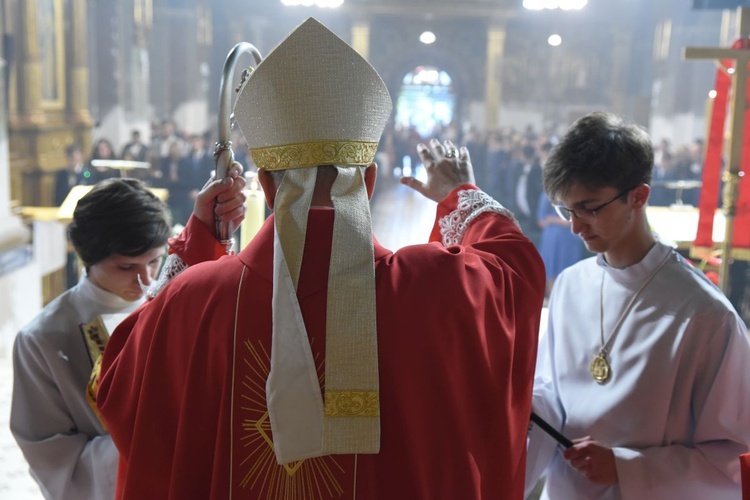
[147,253,189,299]
[439,189,518,246]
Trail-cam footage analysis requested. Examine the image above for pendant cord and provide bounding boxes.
[599,250,673,356]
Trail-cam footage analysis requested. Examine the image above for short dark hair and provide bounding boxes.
[543,112,653,202]
[68,179,171,267]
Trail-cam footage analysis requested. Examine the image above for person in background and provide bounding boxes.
[55,143,93,290]
[54,144,88,206]
[671,138,704,206]
[536,191,585,297]
[87,138,119,184]
[181,133,214,208]
[158,141,190,225]
[648,138,674,207]
[157,120,186,160]
[120,130,150,163]
[526,112,750,500]
[512,143,543,247]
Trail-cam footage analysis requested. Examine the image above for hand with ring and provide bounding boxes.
[400,138,476,202]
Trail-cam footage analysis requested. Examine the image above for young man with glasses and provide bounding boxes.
[526,112,750,499]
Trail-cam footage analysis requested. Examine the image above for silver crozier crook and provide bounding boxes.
[214,42,263,252]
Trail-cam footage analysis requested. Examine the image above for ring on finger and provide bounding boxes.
[445,147,459,159]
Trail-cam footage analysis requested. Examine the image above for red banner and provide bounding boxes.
[695,38,750,257]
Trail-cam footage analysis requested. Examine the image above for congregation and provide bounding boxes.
[380,122,741,302]
[53,118,748,313]
[53,121,251,228]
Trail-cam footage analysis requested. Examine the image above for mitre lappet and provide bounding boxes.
[233,17,393,464]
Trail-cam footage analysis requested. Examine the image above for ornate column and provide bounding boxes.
[68,0,92,129]
[8,0,83,303]
[20,0,44,126]
[485,23,506,130]
[11,0,73,207]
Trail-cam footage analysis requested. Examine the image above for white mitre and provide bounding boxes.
[234,17,392,465]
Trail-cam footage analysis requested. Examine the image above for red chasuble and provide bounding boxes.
[98,186,545,499]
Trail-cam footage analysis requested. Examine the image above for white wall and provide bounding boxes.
[173,99,210,136]
[0,261,42,358]
[498,106,544,132]
[95,106,152,153]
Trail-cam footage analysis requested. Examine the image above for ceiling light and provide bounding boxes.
[419,31,436,44]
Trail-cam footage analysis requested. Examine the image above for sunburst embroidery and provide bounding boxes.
[237,340,346,497]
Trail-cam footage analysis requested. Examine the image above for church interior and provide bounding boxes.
[0,0,749,497]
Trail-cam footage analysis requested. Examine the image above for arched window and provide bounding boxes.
[395,66,456,138]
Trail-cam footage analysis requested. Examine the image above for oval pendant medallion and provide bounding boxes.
[589,354,611,384]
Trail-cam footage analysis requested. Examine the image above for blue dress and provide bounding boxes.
[536,193,585,280]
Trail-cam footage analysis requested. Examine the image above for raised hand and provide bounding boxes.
[400,138,476,202]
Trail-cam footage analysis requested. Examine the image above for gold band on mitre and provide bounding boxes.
[251,140,379,171]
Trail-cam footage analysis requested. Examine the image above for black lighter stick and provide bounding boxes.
[530,412,574,448]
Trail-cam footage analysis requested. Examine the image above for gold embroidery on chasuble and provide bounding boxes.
[237,339,352,497]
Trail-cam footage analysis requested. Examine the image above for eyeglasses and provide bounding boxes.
[553,185,638,222]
